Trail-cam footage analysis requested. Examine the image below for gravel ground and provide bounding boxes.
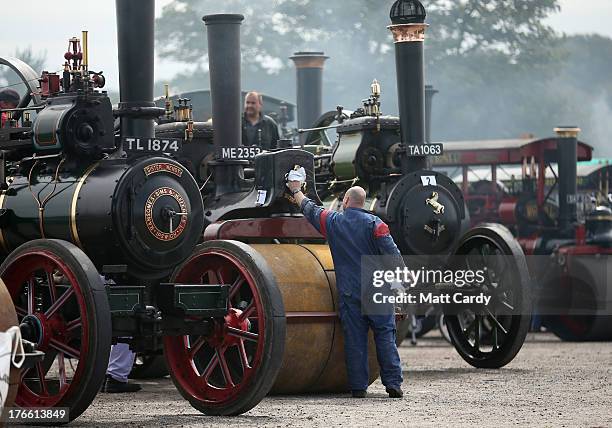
[75,332,612,427]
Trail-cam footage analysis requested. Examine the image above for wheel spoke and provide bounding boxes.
[216,269,227,285]
[217,348,235,387]
[493,317,499,350]
[229,277,245,300]
[65,318,82,333]
[27,277,35,314]
[206,270,219,285]
[57,353,68,390]
[35,362,48,396]
[238,302,256,322]
[45,270,57,303]
[188,336,207,359]
[463,318,476,335]
[227,326,259,342]
[45,286,75,319]
[485,308,508,335]
[499,299,515,311]
[49,338,80,359]
[474,315,481,350]
[238,339,251,370]
[201,352,219,382]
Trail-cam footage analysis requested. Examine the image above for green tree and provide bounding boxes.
[158,0,612,154]
[157,0,559,73]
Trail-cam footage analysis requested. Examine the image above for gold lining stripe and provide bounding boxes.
[0,177,13,254]
[70,163,100,249]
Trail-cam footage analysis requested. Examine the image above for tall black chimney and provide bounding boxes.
[203,14,245,195]
[388,0,428,172]
[555,126,580,232]
[290,51,328,144]
[425,85,438,143]
[116,0,157,138]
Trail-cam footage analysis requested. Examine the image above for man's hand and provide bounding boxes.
[287,180,306,205]
[286,166,307,206]
[287,180,302,193]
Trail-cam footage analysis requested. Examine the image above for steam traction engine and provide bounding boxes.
[0,1,279,422]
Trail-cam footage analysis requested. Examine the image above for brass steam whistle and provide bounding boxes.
[426,191,445,215]
[164,84,174,121]
[370,79,381,131]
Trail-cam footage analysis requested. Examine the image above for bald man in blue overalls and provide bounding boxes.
[288,176,404,398]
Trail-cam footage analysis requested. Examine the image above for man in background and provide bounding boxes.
[242,91,280,150]
[0,89,20,127]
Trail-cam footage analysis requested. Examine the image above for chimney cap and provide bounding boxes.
[202,14,244,25]
[390,0,426,24]
[292,51,326,57]
[554,126,581,138]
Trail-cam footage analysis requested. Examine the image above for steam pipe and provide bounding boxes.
[555,127,580,233]
[115,0,156,138]
[290,52,328,145]
[203,14,245,196]
[388,0,428,173]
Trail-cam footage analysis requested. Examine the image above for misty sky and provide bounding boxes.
[1,0,611,92]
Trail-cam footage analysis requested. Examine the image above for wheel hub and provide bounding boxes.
[19,314,44,346]
[208,308,250,347]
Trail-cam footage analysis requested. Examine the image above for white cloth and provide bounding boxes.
[0,326,25,409]
[287,167,306,184]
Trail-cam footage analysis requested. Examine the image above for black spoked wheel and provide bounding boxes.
[0,239,111,423]
[445,225,532,368]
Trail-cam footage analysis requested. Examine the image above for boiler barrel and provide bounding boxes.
[0,157,203,279]
[250,244,379,393]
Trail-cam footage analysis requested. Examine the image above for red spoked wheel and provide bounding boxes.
[0,239,111,423]
[164,240,285,416]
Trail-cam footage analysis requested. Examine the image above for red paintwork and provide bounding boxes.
[434,138,592,167]
[2,250,90,408]
[498,200,518,225]
[319,210,330,237]
[517,237,539,255]
[203,217,324,241]
[557,244,612,256]
[374,222,390,238]
[40,72,61,97]
[163,247,265,406]
[574,225,586,246]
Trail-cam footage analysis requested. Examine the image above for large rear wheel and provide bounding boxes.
[0,239,111,423]
[445,225,531,368]
[163,240,285,416]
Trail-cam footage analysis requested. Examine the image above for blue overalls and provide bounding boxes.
[301,198,403,392]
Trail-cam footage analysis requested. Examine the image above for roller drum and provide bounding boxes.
[250,244,379,393]
[173,241,381,395]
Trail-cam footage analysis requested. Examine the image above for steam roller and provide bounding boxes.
[161,1,531,412]
[166,241,379,399]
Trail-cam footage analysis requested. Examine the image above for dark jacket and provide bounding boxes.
[300,198,401,299]
[242,114,280,150]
